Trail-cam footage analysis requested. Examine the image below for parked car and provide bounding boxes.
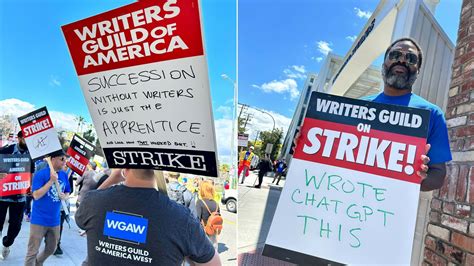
[221,188,237,213]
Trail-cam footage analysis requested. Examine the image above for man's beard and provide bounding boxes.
[382,63,418,90]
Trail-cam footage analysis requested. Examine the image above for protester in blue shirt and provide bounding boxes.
[294,38,451,192]
[25,150,70,266]
[364,37,451,191]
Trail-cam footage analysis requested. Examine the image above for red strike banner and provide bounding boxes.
[294,118,426,184]
[20,116,54,138]
[0,173,31,197]
[61,0,204,76]
[66,150,90,176]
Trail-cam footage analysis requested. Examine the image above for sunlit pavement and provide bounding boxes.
[237,171,294,266]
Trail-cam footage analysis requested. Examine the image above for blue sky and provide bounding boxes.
[0,0,236,163]
[238,0,462,138]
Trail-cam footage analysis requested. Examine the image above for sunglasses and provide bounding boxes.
[388,50,418,65]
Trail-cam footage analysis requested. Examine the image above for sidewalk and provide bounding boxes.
[1,196,87,265]
[237,171,294,266]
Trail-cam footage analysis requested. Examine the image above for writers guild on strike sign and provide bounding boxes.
[263,92,430,264]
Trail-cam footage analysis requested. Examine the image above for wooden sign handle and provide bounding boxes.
[154,170,168,196]
[45,157,70,216]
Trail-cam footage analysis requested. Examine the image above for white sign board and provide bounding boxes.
[62,0,218,176]
[17,107,62,159]
[263,92,430,265]
[238,133,249,147]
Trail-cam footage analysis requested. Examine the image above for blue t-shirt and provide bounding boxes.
[363,92,452,164]
[31,167,71,227]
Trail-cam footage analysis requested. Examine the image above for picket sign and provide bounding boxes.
[45,157,70,216]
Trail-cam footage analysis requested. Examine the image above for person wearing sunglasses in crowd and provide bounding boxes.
[25,150,70,266]
[362,37,451,191]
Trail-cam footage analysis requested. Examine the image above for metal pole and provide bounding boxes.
[221,74,238,189]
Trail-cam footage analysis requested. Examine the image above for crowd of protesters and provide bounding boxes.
[0,132,223,265]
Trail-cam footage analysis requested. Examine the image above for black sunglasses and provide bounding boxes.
[388,50,418,65]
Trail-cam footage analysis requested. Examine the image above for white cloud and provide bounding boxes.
[251,84,260,89]
[239,108,292,146]
[346,35,357,42]
[292,65,306,74]
[49,76,61,87]
[216,105,232,119]
[354,7,372,19]
[317,41,332,55]
[214,118,233,164]
[283,65,307,80]
[0,98,88,132]
[255,79,299,100]
[316,57,323,63]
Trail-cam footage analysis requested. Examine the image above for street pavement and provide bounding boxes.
[2,196,88,265]
[1,195,237,265]
[237,170,295,266]
[219,209,237,265]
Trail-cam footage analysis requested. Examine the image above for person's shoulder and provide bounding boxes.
[359,92,382,101]
[0,144,15,154]
[34,167,49,177]
[161,193,196,220]
[410,94,444,115]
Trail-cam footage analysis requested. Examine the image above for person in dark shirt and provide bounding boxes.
[75,169,221,266]
[255,154,273,188]
[196,181,220,249]
[0,131,34,260]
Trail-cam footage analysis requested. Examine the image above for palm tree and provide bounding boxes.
[74,116,86,136]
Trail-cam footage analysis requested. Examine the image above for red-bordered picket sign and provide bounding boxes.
[263,92,430,265]
[0,154,31,197]
[62,0,218,177]
[66,134,95,176]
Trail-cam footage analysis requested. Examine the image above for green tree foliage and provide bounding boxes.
[254,129,283,160]
[94,139,104,157]
[83,128,96,144]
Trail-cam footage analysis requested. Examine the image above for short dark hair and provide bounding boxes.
[384,37,423,68]
[17,131,23,138]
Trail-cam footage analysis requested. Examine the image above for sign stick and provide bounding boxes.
[46,157,70,216]
[154,170,168,196]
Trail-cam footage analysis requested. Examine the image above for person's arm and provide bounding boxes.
[420,163,446,191]
[196,200,203,221]
[98,169,124,189]
[417,144,447,191]
[184,189,194,207]
[185,212,221,265]
[32,172,56,200]
[193,250,222,266]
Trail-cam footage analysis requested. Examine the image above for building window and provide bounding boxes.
[310,77,315,83]
[303,86,312,104]
[297,107,306,126]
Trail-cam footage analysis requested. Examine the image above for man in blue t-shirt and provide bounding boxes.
[294,38,451,192]
[25,150,70,266]
[364,37,451,191]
